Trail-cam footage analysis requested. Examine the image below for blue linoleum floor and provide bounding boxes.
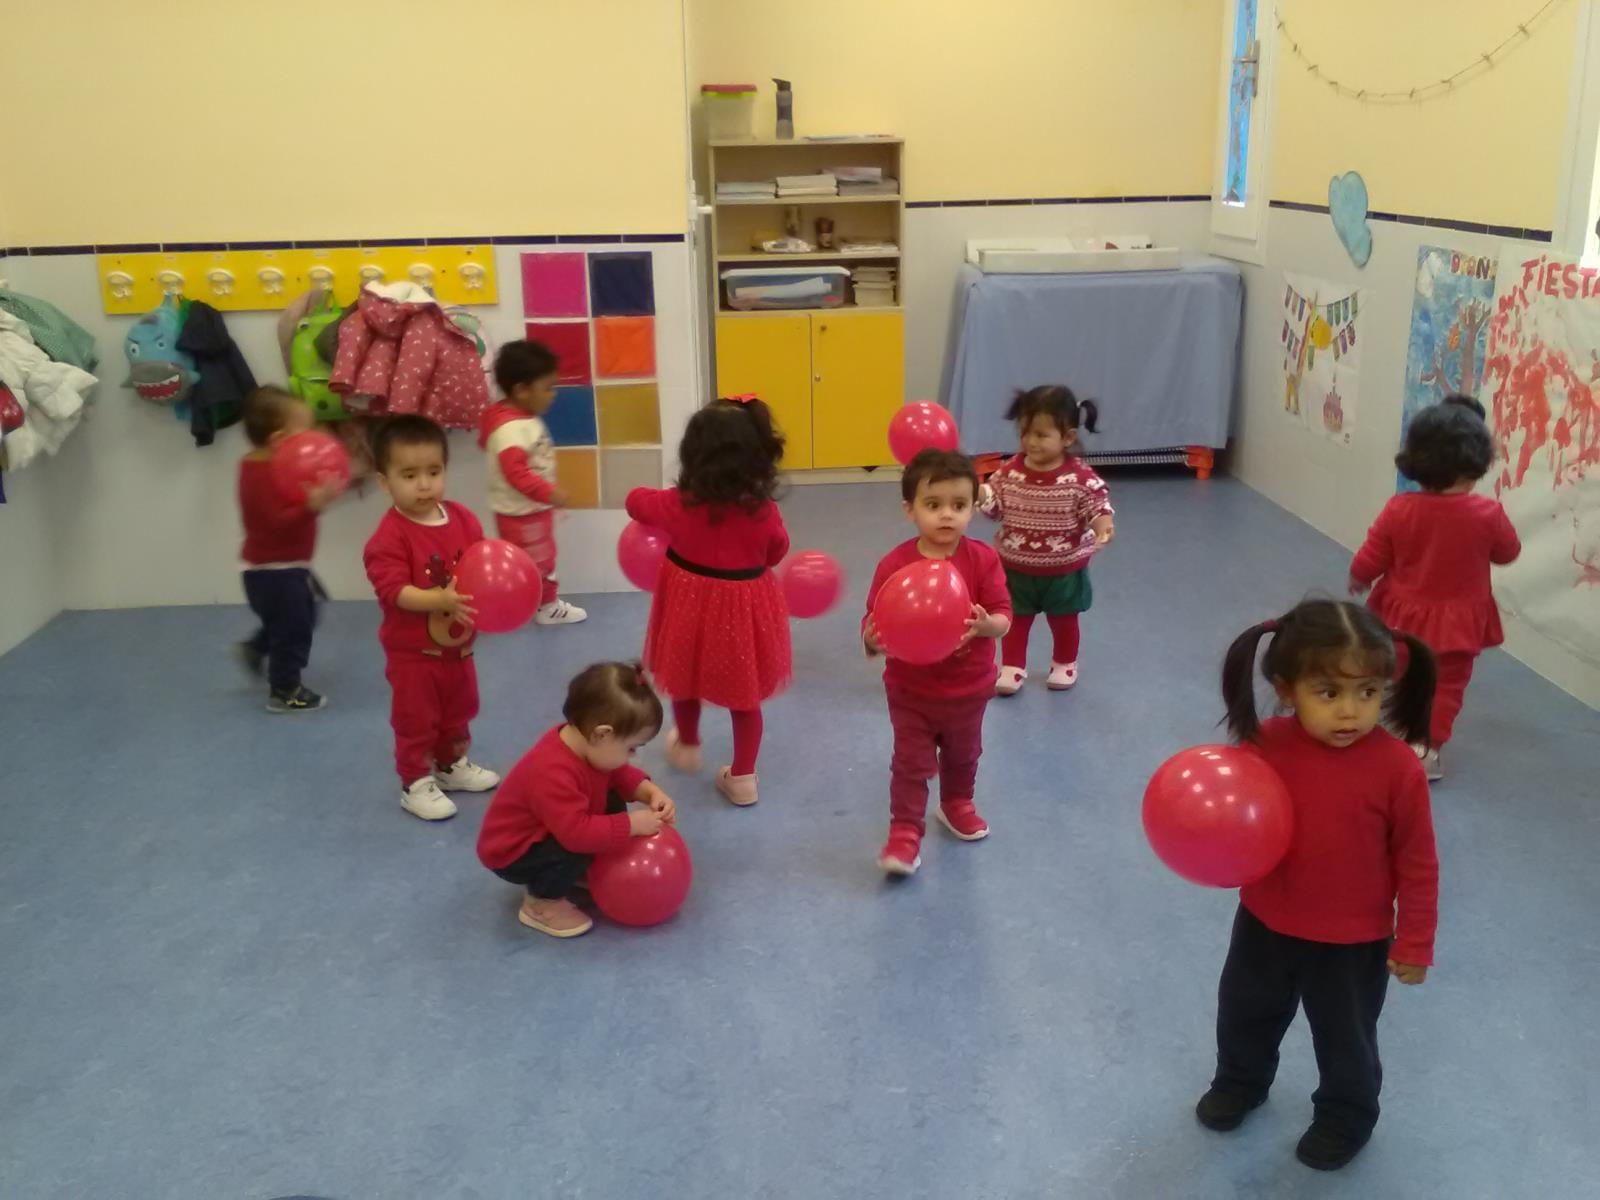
[1,475,1596,1199]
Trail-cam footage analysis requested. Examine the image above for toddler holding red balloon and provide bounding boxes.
[362,415,500,822]
[863,450,1012,875]
[1194,599,1439,1172]
[626,397,792,808]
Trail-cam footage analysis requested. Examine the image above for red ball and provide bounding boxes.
[270,431,350,504]
[780,550,845,619]
[872,558,972,665]
[617,521,668,592]
[1142,745,1294,888]
[453,538,542,634]
[887,401,960,465]
[588,826,694,927]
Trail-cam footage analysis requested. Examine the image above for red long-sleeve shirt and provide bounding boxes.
[862,537,1012,700]
[477,725,650,866]
[238,457,318,565]
[624,487,789,569]
[361,501,484,655]
[1240,717,1439,966]
[1350,491,1520,653]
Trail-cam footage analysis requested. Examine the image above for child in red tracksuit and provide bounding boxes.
[477,661,677,938]
[1350,395,1521,782]
[863,449,1012,876]
[627,396,792,809]
[363,415,500,822]
[479,339,586,626]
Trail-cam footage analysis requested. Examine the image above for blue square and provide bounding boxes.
[545,386,598,446]
[589,251,655,316]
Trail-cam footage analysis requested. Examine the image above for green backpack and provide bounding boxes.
[289,292,347,421]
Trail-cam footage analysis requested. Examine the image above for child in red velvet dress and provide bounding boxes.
[863,449,1012,876]
[626,397,792,808]
[1350,395,1521,781]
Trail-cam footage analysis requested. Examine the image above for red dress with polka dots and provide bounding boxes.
[625,487,792,710]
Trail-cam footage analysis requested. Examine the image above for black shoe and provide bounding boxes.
[1295,1119,1370,1171]
[266,685,327,714]
[1195,1087,1266,1131]
[234,641,265,678]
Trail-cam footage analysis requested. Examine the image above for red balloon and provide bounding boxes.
[888,401,960,465]
[588,826,694,927]
[454,538,542,633]
[780,550,845,619]
[270,431,350,503]
[1142,745,1294,888]
[618,521,668,591]
[872,559,972,665]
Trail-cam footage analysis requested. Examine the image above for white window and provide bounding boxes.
[1211,0,1276,262]
[1557,0,1600,264]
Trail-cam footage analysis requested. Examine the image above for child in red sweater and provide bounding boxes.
[1196,598,1439,1172]
[1350,394,1520,781]
[863,450,1012,875]
[362,415,500,822]
[979,385,1114,694]
[479,339,586,626]
[627,397,792,808]
[234,386,342,713]
[478,661,677,938]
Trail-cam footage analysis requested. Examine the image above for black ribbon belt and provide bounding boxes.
[666,547,766,581]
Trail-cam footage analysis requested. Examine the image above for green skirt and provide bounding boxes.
[1005,566,1093,617]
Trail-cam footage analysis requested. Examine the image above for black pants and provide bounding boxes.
[1212,906,1391,1137]
[242,568,320,694]
[492,792,627,899]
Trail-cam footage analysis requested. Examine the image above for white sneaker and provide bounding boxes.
[434,756,501,792]
[1046,661,1079,690]
[535,599,588,625]
[401,777,458,821]
[1421,748,1443,782]
[996,666,1026,696]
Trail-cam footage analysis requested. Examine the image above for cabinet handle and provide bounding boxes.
[814,374,823,383]
[818,324,827,333]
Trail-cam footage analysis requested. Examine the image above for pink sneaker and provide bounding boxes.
[878,823,923,875]
[664,728,702,772]
[996,666,1026,696]
[936,798,990,841]
[518,895,593,938]
[715,766,759,806]
[1046,661,1079,690]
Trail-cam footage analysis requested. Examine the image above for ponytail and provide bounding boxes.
[1386,633,1437,747]
[1079,398,1100,434]
[1221,618,1282,742]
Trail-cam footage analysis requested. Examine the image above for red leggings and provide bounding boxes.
[887,688,989,835]
[495,511,560,606]
[672,699,763,776]
[1001,613,1080,669]
[386,652,479,786]
[1394,640,1477,747]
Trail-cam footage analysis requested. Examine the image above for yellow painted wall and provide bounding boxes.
[1269,0,1577,228]
[690,0,1223,200]
[1,0,687,244]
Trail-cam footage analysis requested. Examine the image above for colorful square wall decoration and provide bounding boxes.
[521,252,587,318]
[595,317,656,379]
[525,321,592,386]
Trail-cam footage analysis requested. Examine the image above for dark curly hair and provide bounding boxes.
[493,338,559,396]
[675,397,785,512]
[1395,394,1493,490]
[900,448,978,503]
[1005,384,1100,440]
[373,414,449,473]
[564,660,663,740]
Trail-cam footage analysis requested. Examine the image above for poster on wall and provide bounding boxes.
[1477,253,1600,666]
[1398,246,1497,492]
[1281,274,1362,447]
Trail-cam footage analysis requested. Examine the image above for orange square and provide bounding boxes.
[553,448,599,509]
[594,316,656,379]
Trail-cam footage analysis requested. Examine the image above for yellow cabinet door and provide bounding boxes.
[810,310,904,469]
[714,314,814,469]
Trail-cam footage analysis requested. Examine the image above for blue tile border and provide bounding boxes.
[905,193,1214,209]
[1268,199,1552,242]
[3,233,691,256]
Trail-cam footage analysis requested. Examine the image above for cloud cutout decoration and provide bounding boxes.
[1328,171,1372,268]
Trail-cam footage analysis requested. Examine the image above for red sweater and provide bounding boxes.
[978,454,1113,575]
[477,726,649,866]
[1350,491,1521,654]
[1240,717,1439,966]
[238,457,317,565]
[361,501,484,655]
[624,487,789,569]
[863,537,1012,699]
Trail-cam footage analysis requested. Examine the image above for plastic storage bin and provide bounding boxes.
[853,282,896,307]
[722,266,850,311]
[702,84,757,141]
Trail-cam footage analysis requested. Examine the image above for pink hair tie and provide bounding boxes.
[726,393,758,405]
[1263,619,1282,632]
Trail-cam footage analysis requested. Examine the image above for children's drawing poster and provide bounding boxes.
[1398,246,1497,492]
[1477,253,1600,666]
[1281,274,1362,447]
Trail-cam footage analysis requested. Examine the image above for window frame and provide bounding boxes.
[1210,0,1278,265]
[1556,0,1600,263]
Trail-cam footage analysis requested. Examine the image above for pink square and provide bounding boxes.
[521,252,588,318]
[525,321,592,385]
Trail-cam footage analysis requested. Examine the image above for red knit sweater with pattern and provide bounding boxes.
[978,454,1113,576]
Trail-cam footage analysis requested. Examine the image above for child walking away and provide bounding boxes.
[363,415,500,821]
[626,397,792,807]
[235,385,338,713]
[1197,599,1439,1172]
[477,662,677,938]
[1350,395,1520,781]
[480,339,586,625]
[978,385,1113,694]
[863,450,1012,875]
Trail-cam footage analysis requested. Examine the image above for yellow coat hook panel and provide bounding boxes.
[96,245,497,314]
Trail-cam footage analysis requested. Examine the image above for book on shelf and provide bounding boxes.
[839,178,900,196]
